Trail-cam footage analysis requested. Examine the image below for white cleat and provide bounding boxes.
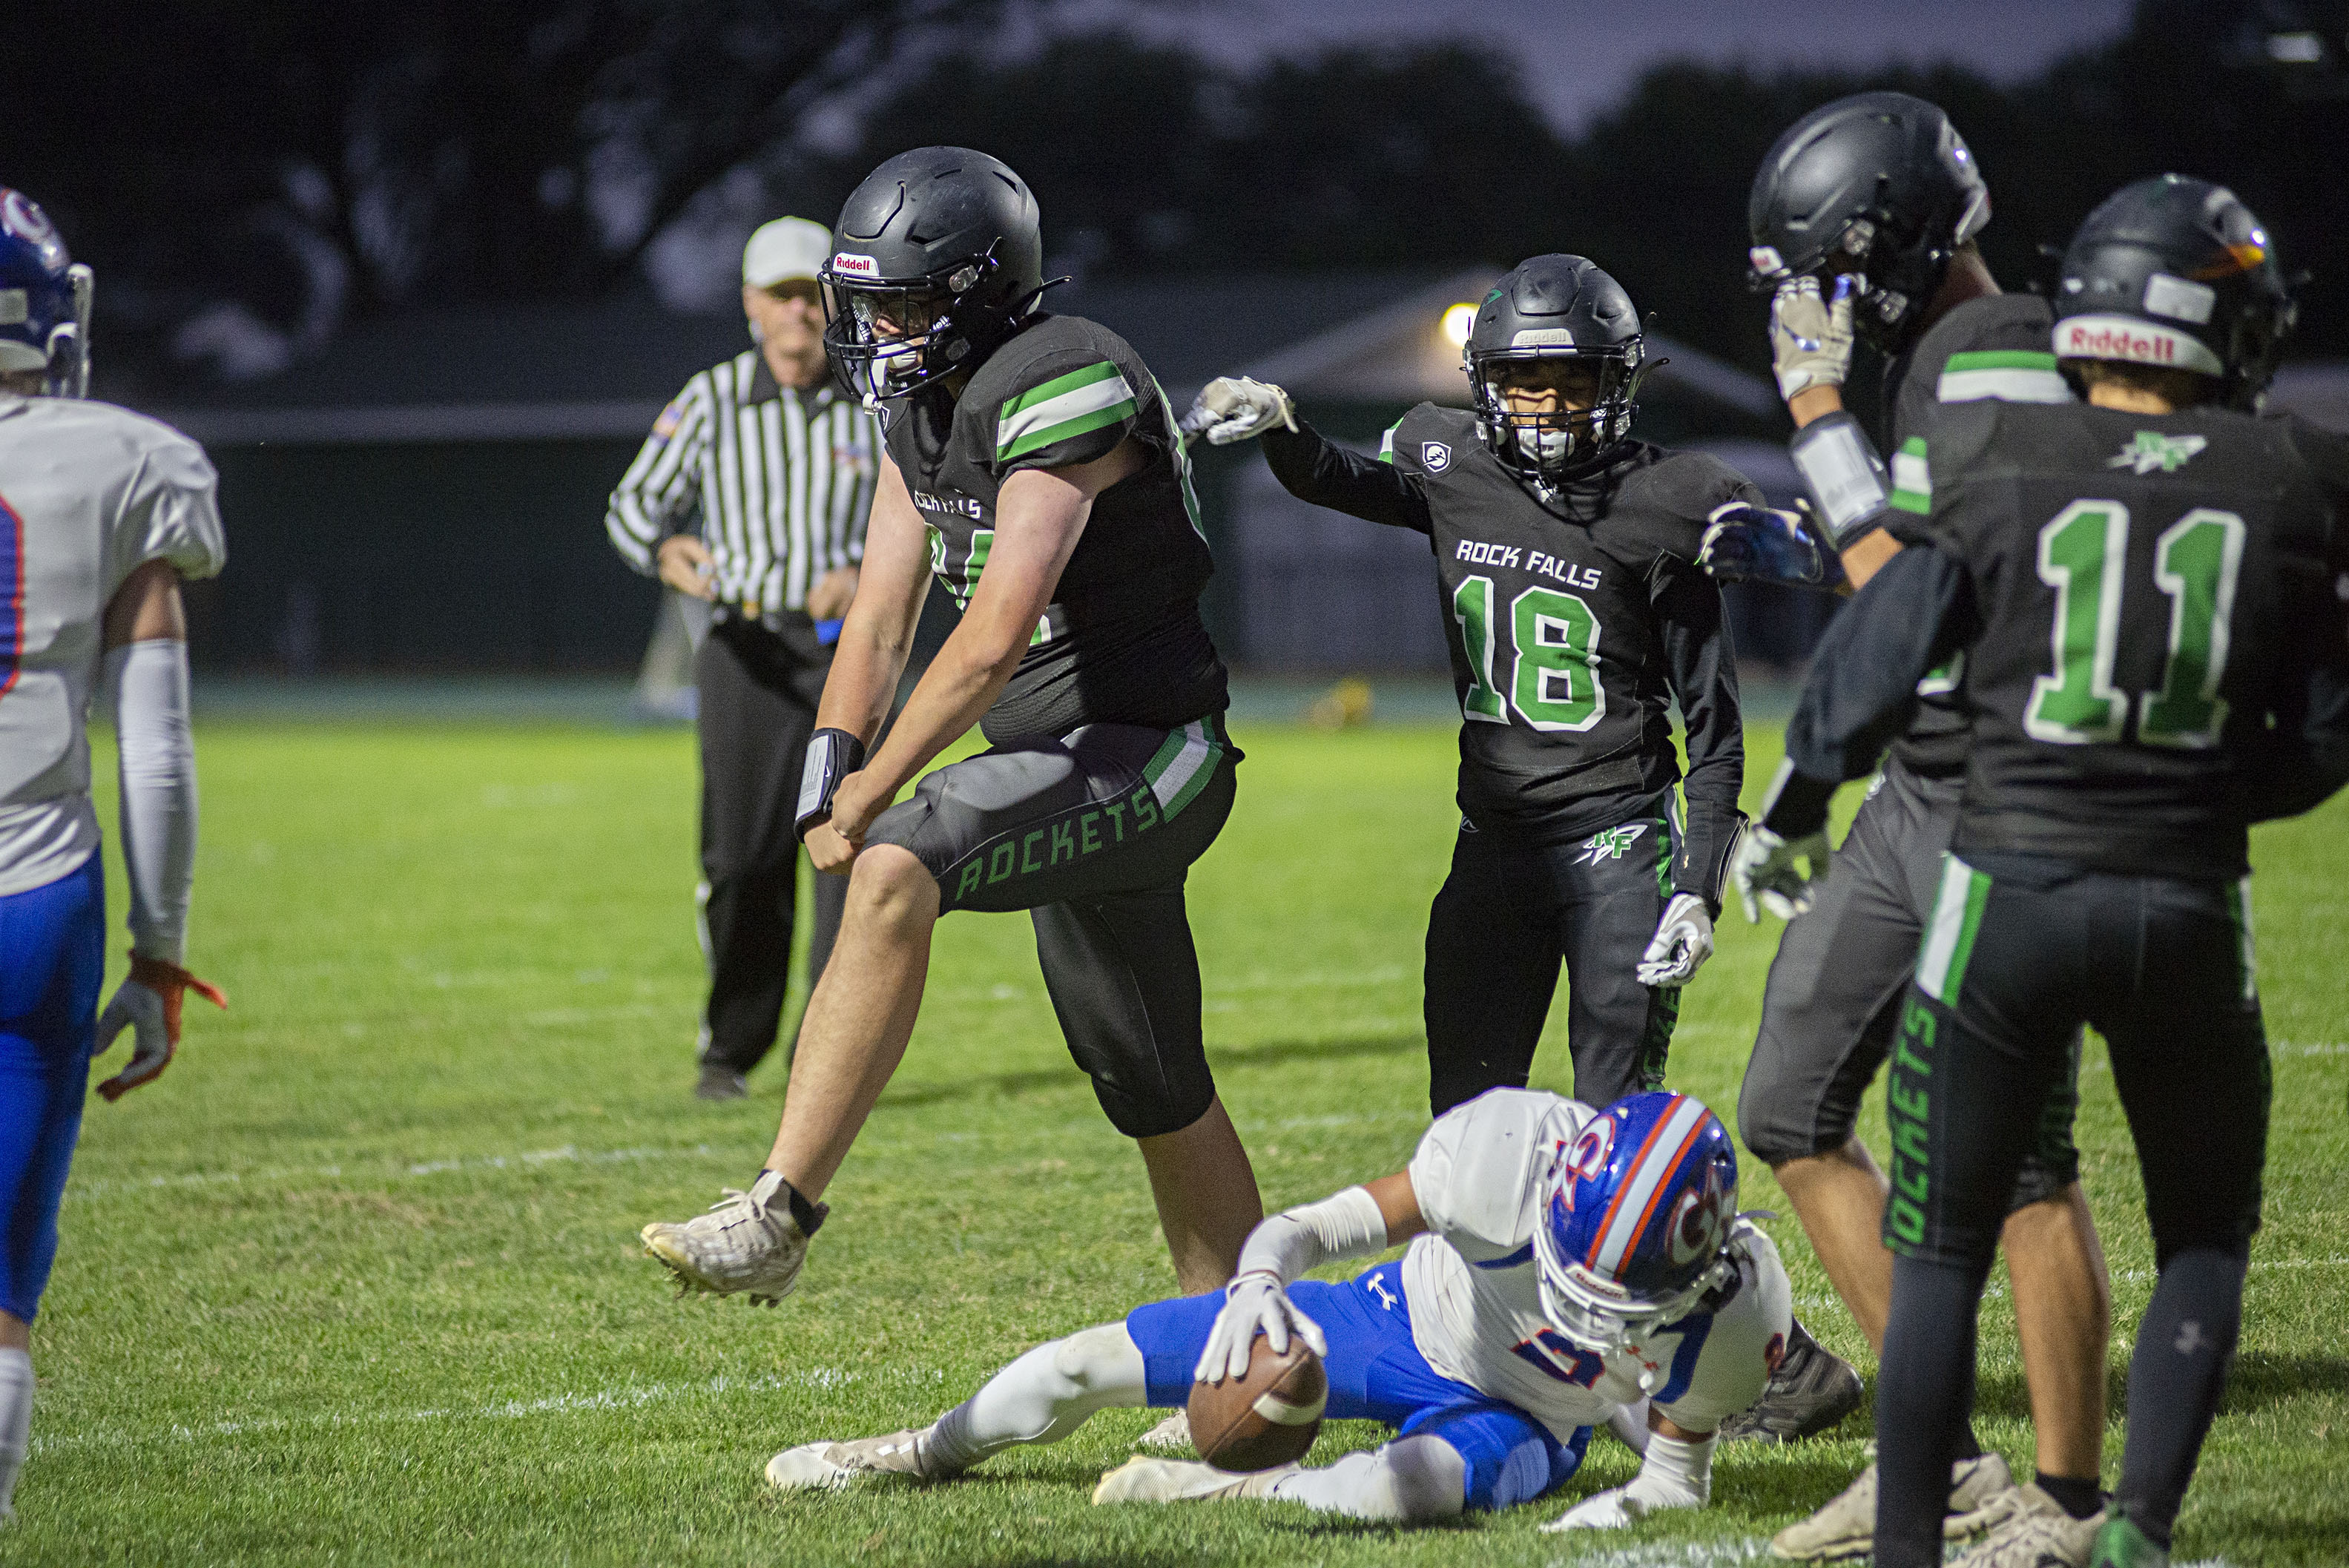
[766,1429,958,1492]
[641,1170,824,1303]
[1135,1409,1193,1453]
[1948,1483,2105,1567]
[1771,1449,2018,1560]
[1092,1455,1296,1505]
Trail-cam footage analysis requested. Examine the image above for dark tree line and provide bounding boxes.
[13,0,2344,396]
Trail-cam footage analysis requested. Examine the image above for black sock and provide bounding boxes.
[1875,1254,1992,1568]
[2037,1470,2103,1520]
[2115,1244,2247,1549]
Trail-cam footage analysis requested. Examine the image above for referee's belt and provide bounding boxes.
[713,599,817,634]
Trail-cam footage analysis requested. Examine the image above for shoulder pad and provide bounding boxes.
[1614,449,1753,559]
[1387,403,1474,472]
[1929,295,2070,407]
[974,317,1147,471]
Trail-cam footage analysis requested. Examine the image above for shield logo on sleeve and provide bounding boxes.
[1422,441,1452,471]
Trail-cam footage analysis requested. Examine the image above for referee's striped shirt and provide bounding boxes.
[605,352,877,616]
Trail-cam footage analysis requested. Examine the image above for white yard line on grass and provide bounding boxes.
[30,1365,943,1456]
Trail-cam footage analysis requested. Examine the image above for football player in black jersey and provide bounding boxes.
[639,148,1265,1312]
[1185,255,1750,1119]
[1756,177,2343,1568]
[1704,96,2112,1520]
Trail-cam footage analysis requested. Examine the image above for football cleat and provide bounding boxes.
[1090,1455,1294,1505]
[766,1428,959,1492]
[1770,1448,2017,1561]
[1135,1409,1193,1453]
[1718,1320,1865,1443]
[1948,1483,2106,1567]
[640,1170,826,1302]
[2086,1517,2167,1568]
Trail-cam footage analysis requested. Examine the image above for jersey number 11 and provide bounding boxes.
[2024,500,2245,750]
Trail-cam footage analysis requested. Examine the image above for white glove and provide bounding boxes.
[1731,823,1831,923]
[1179,377,1297,447]
[1194,1270,1328,1385]
[1539,1429,1711,1532]
[1635,892,1714,989]
[1767,275,1857,401]
[94,955,228,1101]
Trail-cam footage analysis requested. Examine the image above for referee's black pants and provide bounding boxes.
[694,613,847,1075]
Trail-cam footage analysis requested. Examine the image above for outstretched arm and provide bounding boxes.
[1259,421,1434,534]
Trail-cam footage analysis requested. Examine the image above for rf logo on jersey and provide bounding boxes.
[2108,430,2207,475]
[1576,823,1649,864]
[1422,441,1452,472]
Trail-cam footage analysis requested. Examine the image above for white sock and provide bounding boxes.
[0,1348,32,1518]
[926,1322,1147,1472]
[1267,1433,1467,1522]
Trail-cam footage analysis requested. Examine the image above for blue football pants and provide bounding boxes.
[0,854,105,1323]
[1125,1260,1590,1512]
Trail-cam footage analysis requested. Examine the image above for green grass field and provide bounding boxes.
[16,712,2348,1566]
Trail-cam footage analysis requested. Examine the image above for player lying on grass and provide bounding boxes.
[639,148,1265,1309]
[768,1088,1792,1529]
[1754,177,2345,1568]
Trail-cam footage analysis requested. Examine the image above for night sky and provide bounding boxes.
[1084,0,2140,128]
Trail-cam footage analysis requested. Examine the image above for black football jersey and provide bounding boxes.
[882,313,1227,743]
[1262,406,1750,901]
[1876,292,2072,780]
[1783,400,2349,879]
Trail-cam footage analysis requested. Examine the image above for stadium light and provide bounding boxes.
[1440,303,1476,347]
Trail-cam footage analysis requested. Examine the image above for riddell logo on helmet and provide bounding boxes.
[2060,320,2176,363]
[830,253,879,277]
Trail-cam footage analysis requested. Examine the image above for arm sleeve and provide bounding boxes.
[1655,530,1746,908]
[1230,1187,1390,1285]
[1259,418,1433,533]
[605,383,708,576]
[2238,604,2349,825]
[1762,544,1973,838]
[105,640,198,966]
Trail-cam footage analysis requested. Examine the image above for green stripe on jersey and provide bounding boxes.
[998,361,1139,462]
[1890,436,1931,515]
[1917,856,1991,1001]
[2228,876,2258,1003]
[1377,419,1403,464]
[1938,349,2073,406]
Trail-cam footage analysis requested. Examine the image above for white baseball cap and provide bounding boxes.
[743,217,831,289]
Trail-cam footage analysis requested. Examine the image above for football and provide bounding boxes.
[1186,1335,1328,1472]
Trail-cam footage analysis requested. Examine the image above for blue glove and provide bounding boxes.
[814,618,843,646]
[1698,501,1845,590]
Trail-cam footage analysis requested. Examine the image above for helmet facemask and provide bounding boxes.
[821,242,1037,407]
[1468,344,1646,484]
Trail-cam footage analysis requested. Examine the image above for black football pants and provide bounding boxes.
[694,613,846,1075]
[1424,814,1678,1116]
[1872,854,2267,1568]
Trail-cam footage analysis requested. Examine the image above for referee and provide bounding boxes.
[606,217,878,1099]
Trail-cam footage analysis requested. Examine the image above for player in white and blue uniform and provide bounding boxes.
[764,1088,1791,1528]
[0,188,226,1518]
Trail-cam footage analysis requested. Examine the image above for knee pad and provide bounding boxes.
[1050,1322,1146,1397]
[1372,1434,1468,1523]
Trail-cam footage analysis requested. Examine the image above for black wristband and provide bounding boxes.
[794,728,868,842]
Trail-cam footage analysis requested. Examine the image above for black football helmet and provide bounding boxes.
[1747,92,1991,354]
[820,147,1049,404]
[1464,254,1652,484]
[2053,175,2295,411]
